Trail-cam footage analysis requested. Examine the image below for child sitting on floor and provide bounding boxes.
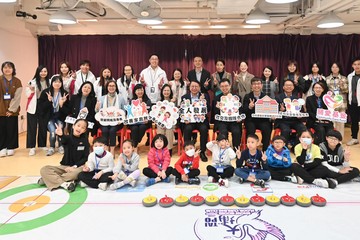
[206,134,236,187]
[143,134,173,186]
[265,135,296,182]
[109,139,140,190]
[235,134,270,188]
[319,129,360,184]
[172,141,201,185]
[78,136,114,191]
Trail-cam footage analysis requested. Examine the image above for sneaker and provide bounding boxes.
[79,181,88,188]
[145,178,156,187]
[239,177,244,184]
[208,176,214,183]
[222,179,229,188]
[326,178,337,189]
[188,177,201,185]
[200,152,208,162]
[29,148,36,156]
[58,146,64,154]
[46,147,55,156]
[352,176,360,182]
[313,178,329,188]
[6,149,14,156]
[0,148,7,157]
[296,176,304,185]
[254,179,266,188]
[285,175,298,183]
[42,147,48,151]
[175,177,181,185]
[109,181,124,190]
[346,139,359,146]
[67,182,76,192]
[37,178,45,186]
[98,183,107,191]
[162,177,171,183]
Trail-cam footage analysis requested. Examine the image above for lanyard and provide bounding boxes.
[317,97,321,108]
[219,147,228,163]
[81,73,88,83]
[149,68,158,86]
[107,95,116,107]
[53,92,60,111]
[94,155,101,170]
[156,149,164,165]
[80,98,85,109]
[248,150,259,166]
[3,77,12,94]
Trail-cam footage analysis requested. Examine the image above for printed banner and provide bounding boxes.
[215,94,245,122]
[316,91,347,123]
[179,99,208,123]
[149,100,179,129]
[281,98,309,117]
[123,99,149,125]
[66,107,94,128]
[251,95,282,119]
[94,106,125,126]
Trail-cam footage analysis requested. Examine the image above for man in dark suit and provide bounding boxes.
[181,80,210,162]
[187,56,211,94]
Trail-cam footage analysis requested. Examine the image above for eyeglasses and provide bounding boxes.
[327,137,339,142]
[273,141,284,144]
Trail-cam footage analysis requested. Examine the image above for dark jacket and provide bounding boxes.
[187,69,211,94]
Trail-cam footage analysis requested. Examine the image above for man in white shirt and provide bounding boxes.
[74,60,96,94]
[139,54,168,104]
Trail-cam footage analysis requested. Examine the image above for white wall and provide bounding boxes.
[0,4,38,133]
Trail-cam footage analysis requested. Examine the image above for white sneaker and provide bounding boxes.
[296,176,304,185]
[79,181,88,188]
[6,149,14,156]
[346,139,359,146]
[208,176,214,183]
[46,147,55,156]
[58,146,64,154]
[0,148,6,157]
[98,183,107,191]
[42,147,48,151]
[313,178,329,188]
[223,179,229,188]
[29,148,36,156]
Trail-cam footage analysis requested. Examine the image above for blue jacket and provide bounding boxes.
[265,145,292,168]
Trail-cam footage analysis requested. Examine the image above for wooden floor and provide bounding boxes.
[1,127,360,176]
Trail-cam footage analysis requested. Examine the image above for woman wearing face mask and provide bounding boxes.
[117,64,138,104]
[232,61,255,103]
[325,62,348,137]
[291,129,337,189]
[306,82,334,145]
[260,66,278,99]
[68,81,97,136]
[211,59,232,97]
[26,65,50,156]
[94,67,114,99]
[95,80,126,157]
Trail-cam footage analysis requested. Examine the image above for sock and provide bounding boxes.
[129,180,136,187]
[123,176,134,185]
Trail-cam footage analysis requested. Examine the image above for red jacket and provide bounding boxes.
[147,147,171,174]
[175,152,200,175]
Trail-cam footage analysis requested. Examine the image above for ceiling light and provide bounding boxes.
[137,17,162,25]
[149,25,167,29]
[0,0,17,3]
[265,0,298,3]
[115,0,143,2]
[245,8,270,24]
[49,8,77,25]
[243,25,261,29]
[317,12,344,28]
[210,25,227,29]
[181,25,200,29]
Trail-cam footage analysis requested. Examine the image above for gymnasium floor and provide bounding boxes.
[1,129,360,240]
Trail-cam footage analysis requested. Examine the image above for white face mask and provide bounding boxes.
[94,146,105,156]
[301,138,312,145]
[186,149,195,157]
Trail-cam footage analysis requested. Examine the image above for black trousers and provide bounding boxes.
[26,112,47,148]
[101,125,121,147]
[206,165,234,181]
[216,121,241,148]
[349,104,360,139]
[291,163,335,183]
[172,168,200,179]
[245,120,272,151]
[313,122,333,145]
[129,122,151,147]
[268,166,293,181]
[0,116,19,150]
[330,167,360,184]
[77,171,113,188]
[143,167,173,179]
[277,119,306,144]
[183,123,208,151]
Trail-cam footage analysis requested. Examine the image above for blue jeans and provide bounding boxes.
[47,119,63,148]
[235,168,271,181]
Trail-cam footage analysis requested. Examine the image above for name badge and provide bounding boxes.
[150,87,155,93]
[4,93,11,100]
[77,146,85,151]
[184,168,190,174]
[216,166,224,173]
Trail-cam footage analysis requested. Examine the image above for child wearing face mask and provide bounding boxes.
[291,129,337,189]
[206,134,236,187]
[78,137,114,190]
[172,141,201,185]
[109,139,140,190]
[143,134,173,186]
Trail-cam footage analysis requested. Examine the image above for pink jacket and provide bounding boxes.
[147,147,171,174]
